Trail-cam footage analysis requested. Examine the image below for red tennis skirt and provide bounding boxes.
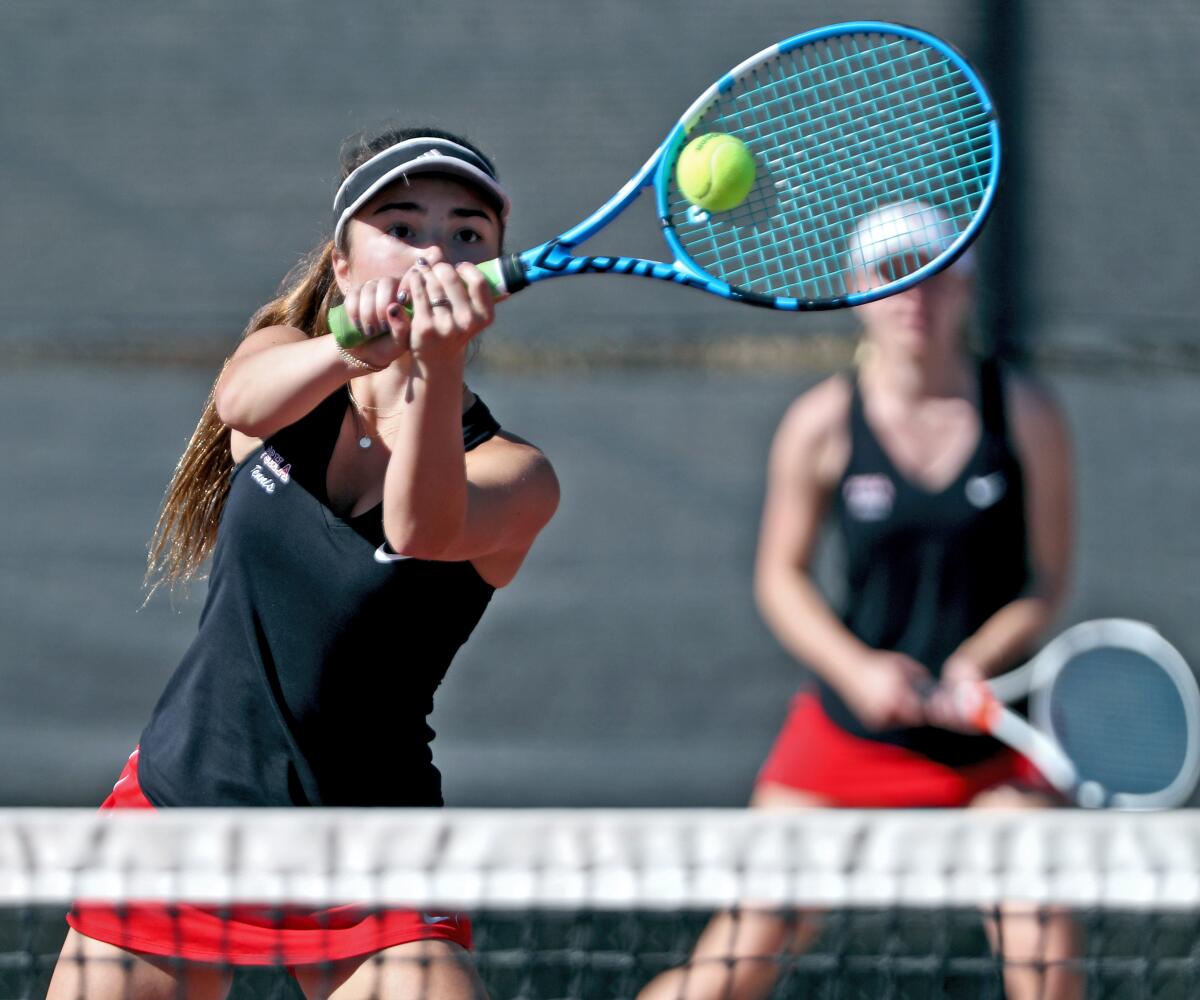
[756,692,1048,807]
[66,749,472,966]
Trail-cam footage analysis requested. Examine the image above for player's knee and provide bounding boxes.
[970,783,1057,810]
[750,782,834,809]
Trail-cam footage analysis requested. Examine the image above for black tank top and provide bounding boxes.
[820,360,1029,765]
[138,388,500,807]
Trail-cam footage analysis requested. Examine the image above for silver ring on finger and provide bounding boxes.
[429,298,453,309]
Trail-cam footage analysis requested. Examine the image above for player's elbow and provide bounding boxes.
[213,372,266,437]
[382,510,463,562]
[526,462,562,533]
[753,561,793,621]
[1031,571,1071,620]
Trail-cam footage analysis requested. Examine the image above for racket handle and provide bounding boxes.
[328,256,523,349]
[477,255,529,296]
[991,706,1079,793]
[959,684,1079,793]
[957,681,1003,732]
[328,304,381,349]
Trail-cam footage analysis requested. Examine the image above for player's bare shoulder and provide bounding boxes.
[468,430,560,518]
[464,429,560,588]
[770,374,854,489]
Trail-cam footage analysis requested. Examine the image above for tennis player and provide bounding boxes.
[48,126,559,1000]
[639,203,1079,1000]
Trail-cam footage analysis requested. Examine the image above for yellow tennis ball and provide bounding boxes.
[675,133,756,212]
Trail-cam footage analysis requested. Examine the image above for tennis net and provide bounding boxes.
[3,807,1199,998]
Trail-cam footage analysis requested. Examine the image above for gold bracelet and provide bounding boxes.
[336,343,386,374]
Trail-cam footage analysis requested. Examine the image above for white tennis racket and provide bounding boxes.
[958,619,1200,809]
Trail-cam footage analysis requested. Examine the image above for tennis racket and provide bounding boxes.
[956,619,1200,809]
[329,20,1000,348]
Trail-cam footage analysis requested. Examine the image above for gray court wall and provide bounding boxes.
[3,2,1199,808]
[4,1,1196,362]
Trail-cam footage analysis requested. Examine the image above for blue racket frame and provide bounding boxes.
[330,21,1003,347]
[498,21,1001,310]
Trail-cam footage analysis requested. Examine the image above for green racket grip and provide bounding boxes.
[328,304,377,350]
[329,258,513,349]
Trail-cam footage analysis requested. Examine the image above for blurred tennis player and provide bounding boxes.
[639,203,1078,1000]
[48,126,559,1000]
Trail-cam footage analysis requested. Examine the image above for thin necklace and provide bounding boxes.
[349,401,373,450]
[346,384,405,415]
[347,385,403,449]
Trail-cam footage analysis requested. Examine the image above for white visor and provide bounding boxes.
[847,200,975,275]
[332,137,510,246]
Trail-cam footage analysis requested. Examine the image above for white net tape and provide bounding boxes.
[4,808,1199,911]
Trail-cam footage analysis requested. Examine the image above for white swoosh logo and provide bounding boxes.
[374,544,413,564]
[422,912,454,925]
[965,472,1006,509]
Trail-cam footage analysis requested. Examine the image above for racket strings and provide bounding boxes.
[774,41,950,294]
[1049,651,1192,795]
[666,32,995,301]
[920,48,994,210]
[754,45,863,298]
[715,43,980,291]
[792,40,986,230]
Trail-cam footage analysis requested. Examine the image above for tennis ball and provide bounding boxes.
[675,133,756,212]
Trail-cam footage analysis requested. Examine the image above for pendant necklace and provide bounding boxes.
[347,385,403,449]
[347,395,372,449]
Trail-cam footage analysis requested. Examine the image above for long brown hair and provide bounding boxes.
[144,125,499,597]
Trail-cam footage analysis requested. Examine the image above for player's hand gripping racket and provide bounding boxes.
[330,20,1000,347]
[955,619,1200,809]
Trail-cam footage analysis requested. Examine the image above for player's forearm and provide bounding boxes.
[755,566,872,686]
[216,336,355,437]
[949,593,1063,679]
[381,359,468,559]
